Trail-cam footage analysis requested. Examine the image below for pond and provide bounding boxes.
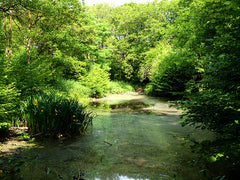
[2,94,214,180]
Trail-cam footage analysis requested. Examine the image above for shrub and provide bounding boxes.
[144,84,154,95]
[53,78,91,100]
[83,64,110,98]
[20,93,93,136]
[10,51,54,97]
[107,81,135,94]
[149,49,197,97]
[0,122,10,138]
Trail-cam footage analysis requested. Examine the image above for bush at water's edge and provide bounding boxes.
[20,93,93,136]
[107,81,135,94]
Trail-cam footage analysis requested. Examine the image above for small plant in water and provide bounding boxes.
[20,93,93,136]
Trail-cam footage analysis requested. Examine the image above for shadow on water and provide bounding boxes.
[1,94,215,180]
[89,99,153,115]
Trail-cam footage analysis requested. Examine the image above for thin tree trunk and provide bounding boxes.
[101,41,104,49]
[8,10,12,61]
[3,11,9,59]
[27,10,31,63]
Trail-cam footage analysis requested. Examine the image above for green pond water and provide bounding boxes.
[3,94,214,180]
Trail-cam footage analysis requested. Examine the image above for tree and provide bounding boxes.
[0,19,19,123]
[147,47,198,97]
[173,0,240,178]
[106,1,175,83]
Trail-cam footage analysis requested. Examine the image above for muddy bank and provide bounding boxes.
[90,93,182,116]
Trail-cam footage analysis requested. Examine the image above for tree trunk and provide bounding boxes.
[3,11,9,59]
[8,10,13,61]
[101,40,104,49]
[27,10,31,63]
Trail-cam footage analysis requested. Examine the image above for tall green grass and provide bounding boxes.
[107,81,135,94]
[20,93,93,136]
[53,78,91,101]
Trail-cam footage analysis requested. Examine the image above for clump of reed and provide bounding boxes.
[20,93,93,136]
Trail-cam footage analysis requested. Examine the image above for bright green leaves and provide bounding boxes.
[104,1,175,83]
[144,45,198,97]
[82,64,110,98]
[0,55,19,123]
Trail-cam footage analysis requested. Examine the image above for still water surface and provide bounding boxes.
[7,94,213,179]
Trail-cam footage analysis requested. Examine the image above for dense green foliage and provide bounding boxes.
[145,48,198,97]
[172,0,240,177]
[0,58,19,123]
[108,81,135,94]
[82,64,110,98]
[20,93,93,135]
[0,0,239,178]
[53,78,91,102]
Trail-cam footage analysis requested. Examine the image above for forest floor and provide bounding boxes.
[0,127,37,175]
[0,127,36,159]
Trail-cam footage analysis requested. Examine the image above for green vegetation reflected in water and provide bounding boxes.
[3,94,213,180]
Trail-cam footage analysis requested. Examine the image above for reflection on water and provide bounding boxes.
[3,94,214,180]
[88,94,181,116]
[89,100,151,114]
